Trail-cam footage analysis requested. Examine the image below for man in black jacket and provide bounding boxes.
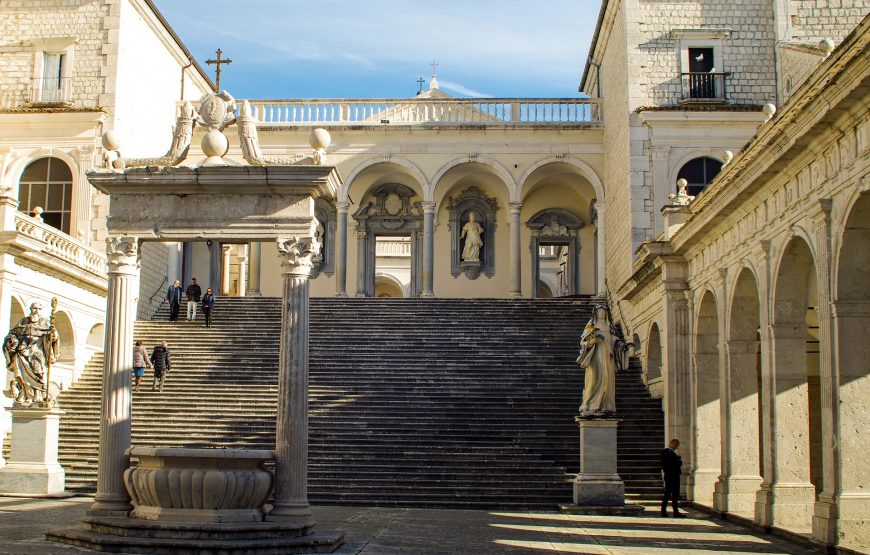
[165,279,182,322]
[186,278,202,321]
[661,438,685,518]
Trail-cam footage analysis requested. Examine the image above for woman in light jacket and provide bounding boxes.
[132,340,151,392]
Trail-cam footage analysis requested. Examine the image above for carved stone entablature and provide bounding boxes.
[277,236,321,278]
[105,237,139,275]
[446,186,499,279]
[527,209,583,238]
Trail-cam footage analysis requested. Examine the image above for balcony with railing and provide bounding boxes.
[30,77,73,105]
[679,73,729,103]
[244,97,602,126]
[12,211,107,287]
[376,238,412,258]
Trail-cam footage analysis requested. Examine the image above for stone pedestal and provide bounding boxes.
[560,417,642,515]
[0,407,66,496]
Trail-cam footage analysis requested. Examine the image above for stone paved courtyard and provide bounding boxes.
[0,497,823,554]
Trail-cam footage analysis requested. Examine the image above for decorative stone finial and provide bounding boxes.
[308,128,331,166]
[762,102,777,121]
[32,206,44,222]
[819,38,835,56]
[668,179,695,206]
[195,91,237,167]
[722,150,734,166]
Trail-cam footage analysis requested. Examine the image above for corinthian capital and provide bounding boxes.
[277,236,321,277]
[105,237,139,274]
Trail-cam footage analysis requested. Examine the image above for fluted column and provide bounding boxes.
[355,231,367,297]
[509,202,522,298]
[220,244,233,295]
[267,236,319,529]
[88,237,138,516]
[73,146,95,243]
[421,201,435,298]
[334,201,349,297]
[247,242,261,296]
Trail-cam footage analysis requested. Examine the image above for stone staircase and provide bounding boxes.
[14,297,665,509]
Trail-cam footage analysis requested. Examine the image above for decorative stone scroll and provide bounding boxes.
[447,186,498,279]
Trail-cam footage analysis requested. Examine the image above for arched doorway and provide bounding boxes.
[717,268,762,516]
[374,275,405,298]
[526,209,584,297]
[833,193,870,548]
[646,323,663,384]
[693,291,721,505]
[770,237,821,532]
[353,183,422,297]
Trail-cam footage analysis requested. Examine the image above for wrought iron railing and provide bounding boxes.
[680,72,729,101]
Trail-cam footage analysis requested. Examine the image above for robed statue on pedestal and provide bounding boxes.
[577,304,619,417]
[3,301,59,406]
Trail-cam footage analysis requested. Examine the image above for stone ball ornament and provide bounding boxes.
[819,38,835,55]
[763,102,777,121]
[308,128,331,150]
[201,129,230,167]
[722,150,734,165]
[101,131,120,152]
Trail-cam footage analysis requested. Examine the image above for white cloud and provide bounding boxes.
[439,80,493,98]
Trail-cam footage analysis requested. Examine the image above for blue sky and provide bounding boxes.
[152,1,596,100]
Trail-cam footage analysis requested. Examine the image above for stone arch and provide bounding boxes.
[374,273,405,298]
[53,310,76,364]
[86,323,104,349]
[8,295,26,331]
[721,267,763,515]
[342,157,428,202]
[693,289,721,505]
[430,157,514,202]
[17,155,76,234]
[517,157,604,203]
[672,154,725,197]
[769,235,821,530]
[832,191,870,542]
[646,322,663,383]
[668,150,726,189]
[525,208,584,297]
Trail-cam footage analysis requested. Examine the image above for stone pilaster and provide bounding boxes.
[88,236,138,516]
[651,146,671,235]
[663,285,692,493]
[508,202,522,298]
[247,242,262,297]
[334,201,349,297]
[267,236,319,530]
[237,244,249,297]
[421,201,435,298]
[594,201,606,295]
[73,146,95,243]
[220,244,233,295]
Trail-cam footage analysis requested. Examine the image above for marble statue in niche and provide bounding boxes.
[460,211,484,262]
[577,305,619,417]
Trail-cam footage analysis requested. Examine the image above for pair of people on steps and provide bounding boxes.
[661,438,686,518]
[132,341,171,392]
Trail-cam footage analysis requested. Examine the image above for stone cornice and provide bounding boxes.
[669,14,870,254]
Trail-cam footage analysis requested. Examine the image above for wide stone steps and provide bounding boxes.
[35,296,666,509]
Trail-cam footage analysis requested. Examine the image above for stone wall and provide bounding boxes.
[788,0,870,43]
[0,0,109,109]
[137,241,169,320]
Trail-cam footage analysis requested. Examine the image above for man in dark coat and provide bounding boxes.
[165,279,182,322]
[661,438,685,518]
[185,278,202,321]
[150,341,171,392]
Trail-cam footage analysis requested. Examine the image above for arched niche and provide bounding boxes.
[53,310,75,364]
[353,183,423,297]
[525,208,584,297]
[446,186,498,280]
[647,322,663,382]
[86,323,104,349]
[311,198,337,279]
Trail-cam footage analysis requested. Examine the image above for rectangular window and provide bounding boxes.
[39,52,67,103]
[687,47,717,99]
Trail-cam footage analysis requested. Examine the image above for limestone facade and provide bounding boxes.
[0,0,212,466]
[611,13,870,551]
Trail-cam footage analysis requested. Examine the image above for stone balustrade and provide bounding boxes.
[376,238,412,257]
[14,212,107,278]
[243,98,603,126]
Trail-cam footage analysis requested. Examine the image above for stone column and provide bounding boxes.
[247,242,262,296]
[334,201,349,297]
[220,244,233,295]
[88,237,138,516]
[267,236,319,529]
[664,287,692,493]
[509,202,522,298]
[237,244,249,297]
[421,201,435,298]
[355,231,367,297]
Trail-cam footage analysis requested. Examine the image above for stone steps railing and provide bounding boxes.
[243,98,602,126]
[14,212,107,278]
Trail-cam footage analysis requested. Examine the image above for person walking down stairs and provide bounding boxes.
[202,288,215,328]
[150,341,171,392]
[165,279,182,322]
[131,340,152,392]
[186,278,202,321]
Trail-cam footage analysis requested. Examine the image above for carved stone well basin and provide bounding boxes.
[124,447,275,523]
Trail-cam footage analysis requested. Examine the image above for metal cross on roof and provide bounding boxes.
[205,49,232,93]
